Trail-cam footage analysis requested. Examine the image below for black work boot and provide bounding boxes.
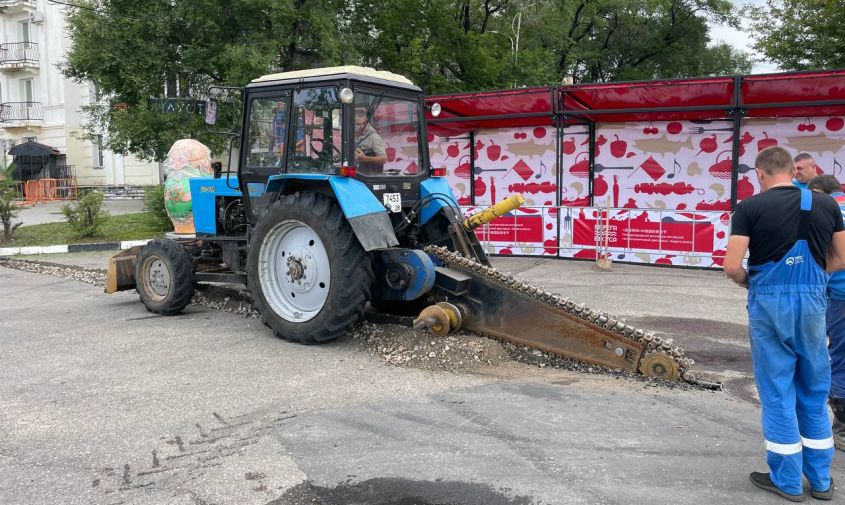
[749,472,805,502]
[831,397,845,452]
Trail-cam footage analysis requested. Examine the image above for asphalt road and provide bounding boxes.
[1,263,843,505]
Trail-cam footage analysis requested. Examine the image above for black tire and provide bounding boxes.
[247,192,374,344]
[135,238,195,315]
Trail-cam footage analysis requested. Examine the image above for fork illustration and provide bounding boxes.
[686,126,734,134]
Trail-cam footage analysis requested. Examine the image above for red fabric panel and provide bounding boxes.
[561,78,735,111]
[742,70,845,105]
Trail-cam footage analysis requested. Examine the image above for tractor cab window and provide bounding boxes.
[354,93,421,177]
[246,94,290,170]
[288,87,342,174]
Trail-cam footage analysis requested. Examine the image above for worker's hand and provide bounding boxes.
[355,148,364,160]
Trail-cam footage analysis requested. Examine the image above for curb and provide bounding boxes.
[0,239,153,257]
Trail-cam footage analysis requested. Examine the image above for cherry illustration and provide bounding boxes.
[406,135,418,142]
[487,140,502,161]
[533,127,547,139]
[513,129,527,140]
[562,137,576,155]
[826,117,844,132]
[757,131,777,151]
[667,122,683,135]
[610,135,628,158]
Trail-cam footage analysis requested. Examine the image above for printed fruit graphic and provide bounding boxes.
[593,174,608,197]
[487,140,501,161]
[610,134,627,158]
[386,144,396,162]
[757,131,778,151]
[667,122,683,134]
[798,121,816,132]
[737,175,755,200]
[447,142,460,158]
[533,127,547,138]
[427,133,435,142]
[697,134,718,155]
[498,246,514,255]
[563,137,576,155]
[827,117,844,132]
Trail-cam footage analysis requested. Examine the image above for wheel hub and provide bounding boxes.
[258,220,331,323]
[147,258,171,297]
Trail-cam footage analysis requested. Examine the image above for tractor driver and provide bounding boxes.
[354,107,387,175]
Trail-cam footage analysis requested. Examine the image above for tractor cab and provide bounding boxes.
[240,66,431,222]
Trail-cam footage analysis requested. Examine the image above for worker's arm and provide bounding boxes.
[724,235,750,288]
[828,230,845,273]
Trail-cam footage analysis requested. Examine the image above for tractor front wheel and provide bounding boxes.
[135,238,195,315]
[247,192,373,344]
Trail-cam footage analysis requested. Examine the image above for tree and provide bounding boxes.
[63,1,752,159]
[747,0,845,70]
[0,181,22,243]
[62,0,349,161]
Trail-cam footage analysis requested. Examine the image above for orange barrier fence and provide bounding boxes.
[22,178,78,204]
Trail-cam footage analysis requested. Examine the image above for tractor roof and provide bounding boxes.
[250,66,420,91]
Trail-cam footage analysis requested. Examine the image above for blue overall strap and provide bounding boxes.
[798,188,812,240]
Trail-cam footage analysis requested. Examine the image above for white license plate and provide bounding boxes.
[383,193,402,213]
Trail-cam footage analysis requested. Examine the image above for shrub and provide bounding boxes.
[143,184,173,231]
[62,190,110,238]
[0,181,22,242]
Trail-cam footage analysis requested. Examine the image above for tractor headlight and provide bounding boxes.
[340,87,354,104]
[430,102,442,117]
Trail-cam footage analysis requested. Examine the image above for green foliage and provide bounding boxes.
[12,213,168,247]
[0,180,22,243]
[62,0,753,158]
[747,0,845,70]
[62,190,110,238]
[143,185,174,231]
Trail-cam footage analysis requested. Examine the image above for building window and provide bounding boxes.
[93,135,104,169]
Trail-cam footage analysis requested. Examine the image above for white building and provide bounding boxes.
[0,0,160,186]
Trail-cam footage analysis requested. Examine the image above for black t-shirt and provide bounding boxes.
[731,186,844,268]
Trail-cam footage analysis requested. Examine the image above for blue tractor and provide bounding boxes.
[107,66,693,381]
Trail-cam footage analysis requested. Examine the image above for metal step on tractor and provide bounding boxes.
[105,66,694,381]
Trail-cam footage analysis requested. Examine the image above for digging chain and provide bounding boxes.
[424,245,695,382]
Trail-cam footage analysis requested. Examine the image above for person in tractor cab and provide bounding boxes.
[270,100,305,165]
[793,152,818,189]
[808,173,845,454]
[354,106,387,175]
[724,146,845,501]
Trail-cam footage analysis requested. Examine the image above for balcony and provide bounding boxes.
[0,0,36,15]
[0,101,43,127]
[0,42,38,72]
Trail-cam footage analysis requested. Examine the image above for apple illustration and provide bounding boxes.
[716,230,726,239]
[737,175,755,200]
[487,140,502,161]
[546,223,554,230]
[610,134,627,158]
[667,122,683,134]
[563,137,576,155]
[533,127,547,139]
[757,131,777,151]
[826,117,844,132]
[447,142,460,158]
[474,176,487,197]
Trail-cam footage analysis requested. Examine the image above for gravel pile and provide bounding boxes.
[348,321,510,373]
[1,257,709,389]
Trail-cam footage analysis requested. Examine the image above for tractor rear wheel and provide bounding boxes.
[135,238,195,315]
[247,192,373,344]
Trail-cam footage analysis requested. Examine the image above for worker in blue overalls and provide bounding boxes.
[807,174,845,453]
[725,146,845,501]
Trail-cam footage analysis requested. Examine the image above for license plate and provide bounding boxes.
[383,193,402,213]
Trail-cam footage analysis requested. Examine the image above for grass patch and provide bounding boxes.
[2,212,168,247]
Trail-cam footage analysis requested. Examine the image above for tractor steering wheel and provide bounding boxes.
[309,138,341,161]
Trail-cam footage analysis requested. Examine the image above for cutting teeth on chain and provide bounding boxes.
[423,245,691,380]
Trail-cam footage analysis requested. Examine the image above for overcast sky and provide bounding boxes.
[708,0,779,74]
